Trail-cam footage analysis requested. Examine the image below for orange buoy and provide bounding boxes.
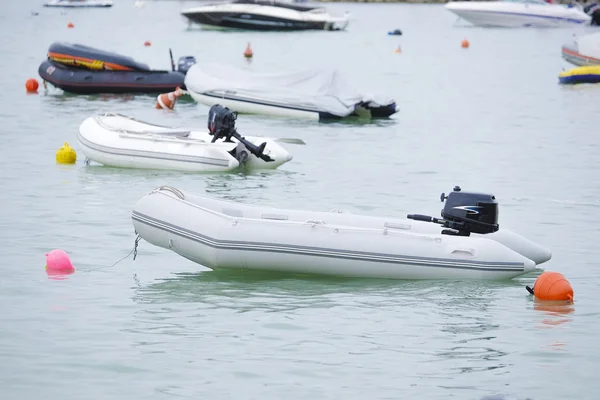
[395,45,401,53]
[144,41,151,47]
[25,78,39,93]
[155,87,183,110]
[244,43,253,59]
[67,22,74,28]
[461,38,470,48]
[526,271,574,302]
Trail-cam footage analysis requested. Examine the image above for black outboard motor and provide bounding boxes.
[207,104,274,163]
[407,186,499,236]
[177,56,197,74]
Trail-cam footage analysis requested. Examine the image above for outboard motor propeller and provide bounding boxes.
[207,104,274,163]
[407,186,499,236]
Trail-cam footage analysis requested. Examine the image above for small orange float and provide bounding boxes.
[144,41,152,47]
[25,78,39,93]
[67,22,74,28]
[156,87,183,110]
[526,271,573,302]
[461,38,469,48]
[244,43,253,59]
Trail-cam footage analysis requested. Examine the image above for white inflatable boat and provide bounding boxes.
[184,62,399,121]
[77,109,293,172]
[131,185,552,280]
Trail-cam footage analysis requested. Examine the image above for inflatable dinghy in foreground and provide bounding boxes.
[78,105,293,172]
[131,185,551,280]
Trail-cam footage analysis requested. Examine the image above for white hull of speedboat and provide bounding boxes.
[131,186,552,280]
[77,113,292,172]
[181,1,349,31]
[445,1,591,27]
[44,0,114,7]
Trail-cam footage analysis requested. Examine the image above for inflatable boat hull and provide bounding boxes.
[558,65,600,84]
[188,90,398,120]
[131,187,551,280]
[39,60,186,94]
[78,113,292,172]
[47,42,151,72]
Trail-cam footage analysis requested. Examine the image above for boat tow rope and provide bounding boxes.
[85,235,141,273]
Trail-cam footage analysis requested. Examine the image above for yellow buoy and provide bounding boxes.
[56,142,77,164]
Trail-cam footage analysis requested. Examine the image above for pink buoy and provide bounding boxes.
[45,249,75,275]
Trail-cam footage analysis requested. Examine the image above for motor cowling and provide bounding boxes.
[177,56,197,74]
[440,186,499,235]
[206,104,274,163]
[208,104,237,142]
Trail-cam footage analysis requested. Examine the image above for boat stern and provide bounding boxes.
[243,137,293,170]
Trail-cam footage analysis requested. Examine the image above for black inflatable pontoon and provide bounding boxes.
[38,42,196,94]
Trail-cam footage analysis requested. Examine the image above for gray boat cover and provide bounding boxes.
[184,62,395,117]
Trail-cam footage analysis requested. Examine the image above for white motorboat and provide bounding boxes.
[181,0,349,31]
[131,185,552,280]
[562,31,600,66]
[44,0,114,8]
[445,0,591,28]
[77,109,293,172]
[184,62,399,121]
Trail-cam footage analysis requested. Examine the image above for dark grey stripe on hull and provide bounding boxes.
[77,131,232,167]
[183,12,327,31]
[132,211,526,272]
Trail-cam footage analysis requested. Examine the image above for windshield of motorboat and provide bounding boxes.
[229,0,324,11]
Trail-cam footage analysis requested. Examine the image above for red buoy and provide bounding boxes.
[527,271,574,302]
[25,78,39,93]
